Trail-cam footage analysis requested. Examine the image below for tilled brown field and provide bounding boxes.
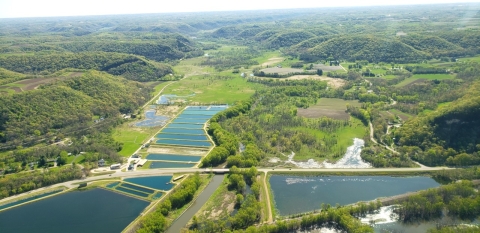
[297,108,350,120]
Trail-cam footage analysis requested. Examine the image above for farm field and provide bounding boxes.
[389,109,414,121]
[297,98,362,120]
[395,74,455,87]
[163,71,261,105]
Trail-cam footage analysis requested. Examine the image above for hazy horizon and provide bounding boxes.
[0,0,479,19]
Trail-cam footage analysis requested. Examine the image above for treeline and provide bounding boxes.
[395,181,480,221]
[201,100,253,167]
[0,52,172,82]
[221,202,374,233]
[0,165,83,198]
[137,173,203,233]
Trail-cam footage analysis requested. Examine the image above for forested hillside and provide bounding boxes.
[0,53,172,82]
[302,35,427,63]
[0,71,150,147]
[396,68,480,166]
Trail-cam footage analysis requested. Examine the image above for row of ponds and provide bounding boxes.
[0,175,174,233]
[154,106,226,148]
[2,174,474,233]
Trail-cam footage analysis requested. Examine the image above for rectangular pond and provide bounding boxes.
[176,115,212,119]
[171,118,208,124]
[167,123,204,129]
[269,175,440,216]
[0,188,149,233]
[149,161,195,169]
[181,111,218,116]
[115,186,150,198]
[156,139,211,147]
[120,183,155,194]
[0,189,64,211]
[124,176,174,191]
[146,153,202,162]
[160,128,205,135]
[156,133,209,141]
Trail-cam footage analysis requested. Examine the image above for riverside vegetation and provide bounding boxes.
[0,2,480,233]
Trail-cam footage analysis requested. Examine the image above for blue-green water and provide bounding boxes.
[176,114,212,119]
[0,189,63,211]
[167,123,204,129]
[121,183,155,194]
[152,192,163,200]
[270,175,440,216]
[106,182,120,188]
[156,133,208,141]
[181,111,218,115]
[0,188,149,233]
[115,186,150,198]
[172,118,207,124]
[124,176,174,191]
[149,161,195,169]
[146,154,202,162]
[160,128,205,135]
[156,139,211,147]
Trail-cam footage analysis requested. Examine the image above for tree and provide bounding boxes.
[317,69,323,76]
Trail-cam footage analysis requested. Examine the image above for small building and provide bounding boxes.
[137,159,148,167]
[110,163,121,170]
[98,159,105,167]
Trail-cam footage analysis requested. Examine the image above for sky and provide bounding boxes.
[0,0,479,18]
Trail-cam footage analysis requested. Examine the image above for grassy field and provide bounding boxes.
[389,109,414,121]
[458,56,480,63]
[162,73,262,104]
[395,74,455,87]
[113,123,159,157]
[298,98,362,120]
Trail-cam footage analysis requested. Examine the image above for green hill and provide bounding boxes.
[0,52,173,82]
[301,35,427,63]
[396,78,480,166]
[264,31,316,49]
[0,68,26,85]
[0,70,150,145]
[399,34,466,57]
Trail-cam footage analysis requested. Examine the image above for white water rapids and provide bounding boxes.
[285,138,372,169]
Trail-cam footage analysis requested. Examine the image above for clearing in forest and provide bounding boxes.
[297,98,362,120]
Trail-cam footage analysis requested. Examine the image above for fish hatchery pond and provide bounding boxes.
[0,188,149,233]
[270,175,440,216]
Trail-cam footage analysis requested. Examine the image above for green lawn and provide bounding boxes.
[395,74,455,87]
[162,73,262,104]
[113,124,158,157]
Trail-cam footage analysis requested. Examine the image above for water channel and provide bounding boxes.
[166,175,224,233]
